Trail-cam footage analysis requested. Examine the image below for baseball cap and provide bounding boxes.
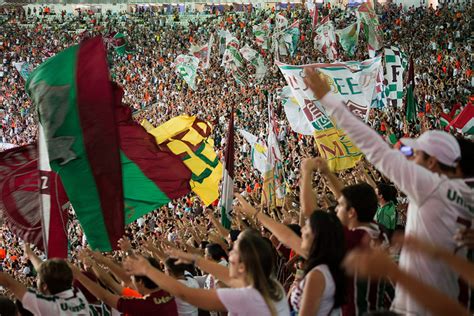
[400,130,461,167]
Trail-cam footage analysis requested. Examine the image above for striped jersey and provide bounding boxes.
[22,287,90,316]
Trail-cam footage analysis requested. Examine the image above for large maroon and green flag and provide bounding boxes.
[26,37,124,251]
[112,83,192,224]
[26,37,192,251]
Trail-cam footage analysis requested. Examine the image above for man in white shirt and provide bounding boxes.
[0,259,90,315]
[304,68,474,316]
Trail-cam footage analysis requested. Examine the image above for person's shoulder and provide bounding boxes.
[217,286,259,299]
[24,288,59,302]
[149,289,175,302]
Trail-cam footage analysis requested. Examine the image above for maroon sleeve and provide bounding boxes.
[117,290,178,315]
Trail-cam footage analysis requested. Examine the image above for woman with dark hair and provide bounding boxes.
[124,230,290,316]
[235,194,346,316]
[199,243,229,316]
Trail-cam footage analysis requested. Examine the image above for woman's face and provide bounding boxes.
[301,219,315,254]
[228,239,244,279]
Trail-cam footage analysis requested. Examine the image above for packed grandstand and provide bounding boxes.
[0,1,473,315]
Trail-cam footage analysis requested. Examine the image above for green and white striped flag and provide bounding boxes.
[252,20,271,50]
[283,20,300,57]
[384,46,408,108]
[174,55,200,90]
[336,22,360,57]
[240,44,267,83]
[222,33,248,86]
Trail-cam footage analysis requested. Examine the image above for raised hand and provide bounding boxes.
[303,67,331,100]
[123,255,151,276]
[167,248,196,265]
[301,157,330,175]
[234,193,258,218]
[23,242,33,257]
[454,228,474,250]
[342,248,397,280]
[117,237,132,252]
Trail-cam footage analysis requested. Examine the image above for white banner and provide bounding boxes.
[280,86,314,135]
[174,55,200,90]
[277,57,382,131]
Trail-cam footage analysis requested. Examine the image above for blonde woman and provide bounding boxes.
[124,230,290,316]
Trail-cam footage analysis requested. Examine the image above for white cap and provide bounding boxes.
[401,130,461,167]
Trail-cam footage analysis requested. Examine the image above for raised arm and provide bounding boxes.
[404,235,474,285]
[235,194,306,258]
[69,264,120,309]
[207,210,231,239]
[303,68,440,206]
[167,248,233,286]
[90,250,130,285]
[124,255,226,312]
[0,272,27,301]
[300,158,318,217]
[23,243,43,271]
[90,261,124,295]
[343,248,469,316]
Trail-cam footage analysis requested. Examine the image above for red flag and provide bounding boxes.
[312,4,319,29]
[0,144,69,258]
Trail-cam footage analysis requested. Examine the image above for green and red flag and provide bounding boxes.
[26,37,124,251]
[447,105,474,135]
[113,32,126,56]
[112,83,192,224]
[27,37,192,251]
[440,112,451,128]
[358,2,383,52]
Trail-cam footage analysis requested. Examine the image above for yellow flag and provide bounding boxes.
[140,119,155,131]
[313,127,363,172]
[150,115,222,206]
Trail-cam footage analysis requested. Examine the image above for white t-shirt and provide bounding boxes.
[177,277,199,316]
[320,94,474,316]
[22,288,90,316]
[290,264,338,316]
[216,287,290,316]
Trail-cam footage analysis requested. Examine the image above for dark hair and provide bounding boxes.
[0,296,17,316]
[229,230,241,242]
[341,183,378,223]
[457,137,474,177]
[205,243,228,262]
[286,224,301,237]
[376,183,398,204]
[420,151,457,174]
[237,230,284,315]
[305,211,346,308]
[164,258,188,278]
[134,257,160,289]
[38,259,73,295]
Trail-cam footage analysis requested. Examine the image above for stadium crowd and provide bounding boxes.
[0,1,473,315]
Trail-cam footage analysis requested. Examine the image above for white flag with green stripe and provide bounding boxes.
[174,54,200,90]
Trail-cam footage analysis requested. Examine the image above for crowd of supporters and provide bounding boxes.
[0,1,473,315]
